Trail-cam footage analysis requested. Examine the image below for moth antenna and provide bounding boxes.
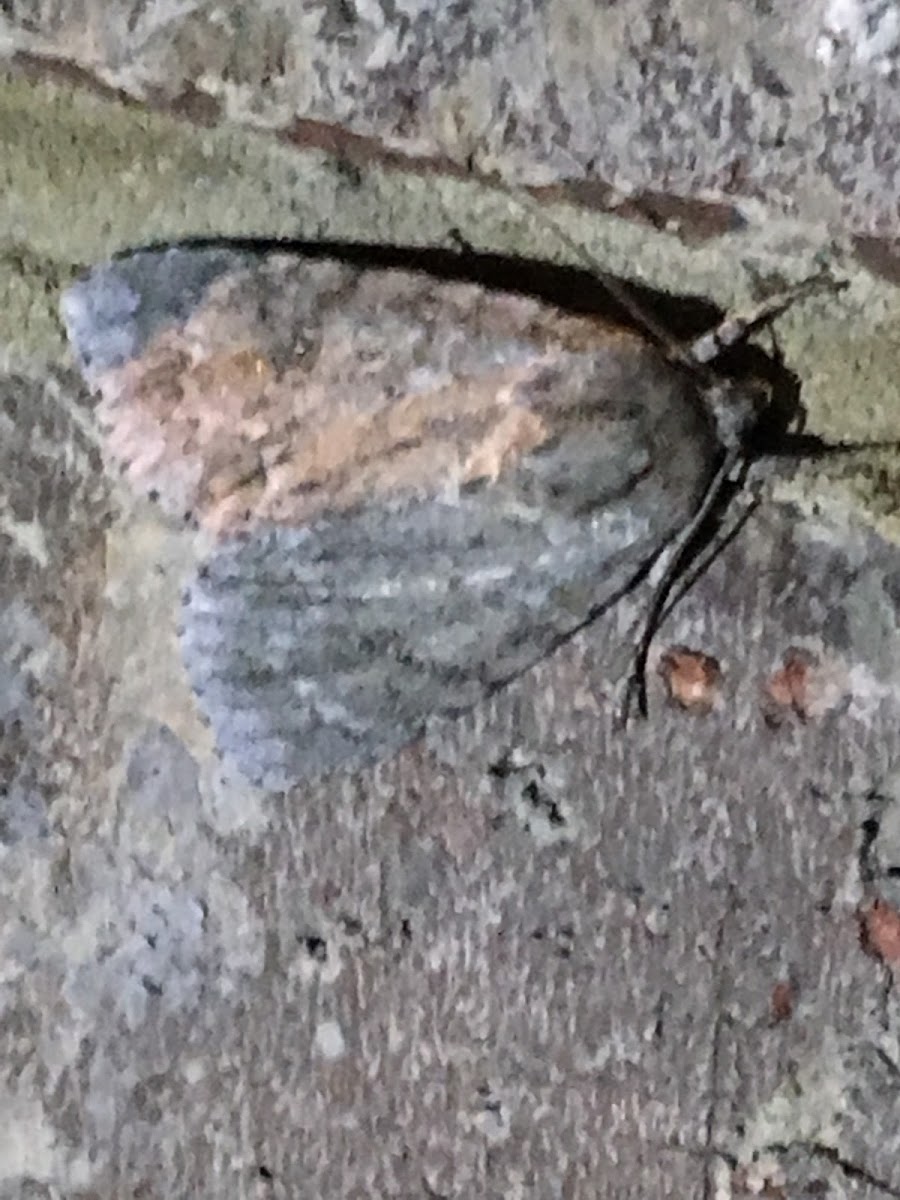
[686,270,848,367]
[492,183,693,366]
[496,181,847,372]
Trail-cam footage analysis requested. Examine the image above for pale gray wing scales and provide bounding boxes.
[180,469,688,790]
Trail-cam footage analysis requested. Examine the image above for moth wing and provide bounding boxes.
[181,412,709,789]
[61,247,719,788]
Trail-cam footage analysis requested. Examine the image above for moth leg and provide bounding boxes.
[656,484,762,629]
[617,457,768,724]
[686,270,846,366]
[620,450,744,723]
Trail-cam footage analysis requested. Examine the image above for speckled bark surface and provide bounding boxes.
[6,442,900,1196]
[6,0,900,241]
[4,2,900,1198]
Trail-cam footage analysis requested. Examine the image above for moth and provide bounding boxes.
[60,238,828,790]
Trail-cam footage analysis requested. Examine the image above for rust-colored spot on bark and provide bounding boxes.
[859,898,900,967]
[658,645,722,712]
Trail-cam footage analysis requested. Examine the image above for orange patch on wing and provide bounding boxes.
[98,324,558,532]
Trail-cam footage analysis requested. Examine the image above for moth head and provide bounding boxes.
[702,377,771,454]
